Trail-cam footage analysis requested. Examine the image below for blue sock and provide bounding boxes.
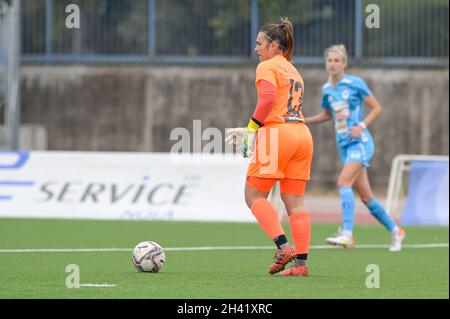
[366,198,396,232]
[339,187,355,233]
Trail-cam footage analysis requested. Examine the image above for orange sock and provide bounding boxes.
[289,211,311,254]
[251,198,285,240]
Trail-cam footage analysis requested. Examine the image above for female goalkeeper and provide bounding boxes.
[304,44,405,252]
[226,18,313,276]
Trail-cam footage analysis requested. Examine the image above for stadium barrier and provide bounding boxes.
[0,151,254,222]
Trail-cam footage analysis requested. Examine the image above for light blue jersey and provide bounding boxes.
[321,74,373,148]
[321,74,375,168]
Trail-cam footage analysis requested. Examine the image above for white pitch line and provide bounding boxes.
[79,283,116,288]
[0,243,447,253]
[0,248,132,253]
[312,243,450,249]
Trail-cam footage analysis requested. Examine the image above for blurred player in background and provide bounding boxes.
[305,44,405,252]
[226,18,313,276]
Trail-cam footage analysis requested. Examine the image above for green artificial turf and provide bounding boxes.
[0,219,448,298]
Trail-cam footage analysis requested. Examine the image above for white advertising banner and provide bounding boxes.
[0,151,254,222]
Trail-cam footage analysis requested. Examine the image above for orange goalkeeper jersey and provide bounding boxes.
[255,55,305,125]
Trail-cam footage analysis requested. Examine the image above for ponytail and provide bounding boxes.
[261,17,295,62]
[279,18,294,62]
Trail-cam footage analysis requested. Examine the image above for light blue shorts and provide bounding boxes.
[338,140,375,168]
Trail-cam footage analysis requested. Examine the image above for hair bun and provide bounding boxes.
[279,18,293,33]
[337,44,347,54]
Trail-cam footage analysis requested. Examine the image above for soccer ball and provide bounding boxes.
[131,241,166,273]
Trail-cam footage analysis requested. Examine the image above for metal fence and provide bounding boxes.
[20,0,450,66]
[1,0,21,149]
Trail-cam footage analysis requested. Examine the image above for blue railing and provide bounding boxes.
[20,0,449,66]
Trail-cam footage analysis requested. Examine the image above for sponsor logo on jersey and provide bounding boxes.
[342,90,350,100]
[349,151,362,159]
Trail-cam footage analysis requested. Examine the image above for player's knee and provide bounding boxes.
[287,208,309,218]
[359,194,373,204]
[245,194,260,209]
[355,189,373,203]
[336,180,347,188]
[280,196,299,213]
[244,196,253,209]
[282,200,304,216]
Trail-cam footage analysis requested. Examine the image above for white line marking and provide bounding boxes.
[0,243,447,253]
[79,283,116,288]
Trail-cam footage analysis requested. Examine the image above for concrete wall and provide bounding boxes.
[19,65,449,189]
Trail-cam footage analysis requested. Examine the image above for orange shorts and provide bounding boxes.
[246,175,307,196]
[247,122,313,180]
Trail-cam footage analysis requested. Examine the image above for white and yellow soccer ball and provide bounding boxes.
[131,241,166,273]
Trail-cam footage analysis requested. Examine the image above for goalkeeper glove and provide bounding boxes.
[225,118,261,158]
